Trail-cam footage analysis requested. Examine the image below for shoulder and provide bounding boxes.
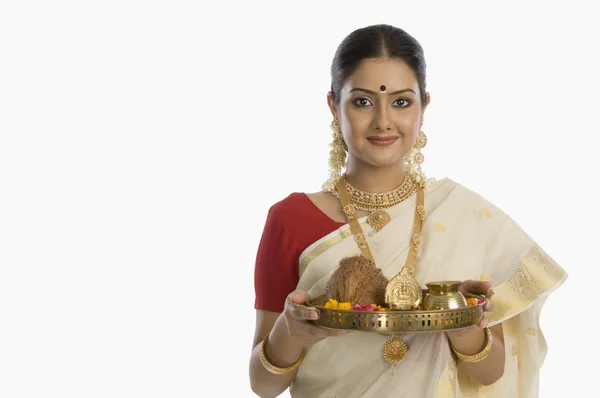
[305,190,338,210]
[438,178,521,232]
[446,179,505,213]
[431,177,496,206]
[270,191,338,216]
[264,190,344,242]
[266,192,324,232]
[269,192,311,218]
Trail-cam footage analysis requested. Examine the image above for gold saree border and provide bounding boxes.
[486,245,567,326]
[298,221,370,277]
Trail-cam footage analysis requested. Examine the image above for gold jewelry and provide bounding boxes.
[322,119,347,192]
[451,327,493,363]
[335,177,426,366]
[413,130,427,164]
[405,120,428,185]
[385,266,422,310]
[367,210,391,231]
[259,333,305,375]
[343,175,416,212]
[383,334,408,365]
[334,174,416,231]
[385,186,425,311]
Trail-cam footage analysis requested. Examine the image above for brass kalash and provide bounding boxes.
[305,176,485,366]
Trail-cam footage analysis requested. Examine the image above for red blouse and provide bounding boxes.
[254,193,346,313]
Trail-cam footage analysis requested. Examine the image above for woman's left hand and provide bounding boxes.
[459,280,494,328]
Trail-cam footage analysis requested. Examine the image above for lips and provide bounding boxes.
[366,136,398,146]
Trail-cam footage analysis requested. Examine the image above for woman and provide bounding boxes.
[249,24,566,397]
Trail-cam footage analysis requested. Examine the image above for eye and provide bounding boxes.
[392,98,411,108]
[353,97,373,107]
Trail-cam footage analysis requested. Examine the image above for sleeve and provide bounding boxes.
[254,207,301,313]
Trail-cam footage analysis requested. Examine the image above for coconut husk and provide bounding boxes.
[325,255,388,305]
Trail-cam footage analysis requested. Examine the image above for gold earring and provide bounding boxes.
[405,120,428,187]
[414,130,427,164]
[322,119,347,192]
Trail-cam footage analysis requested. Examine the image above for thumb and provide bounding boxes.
[288,290,310,305]
[461,280,491,294]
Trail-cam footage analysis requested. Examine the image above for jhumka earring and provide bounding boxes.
[322,119,347,192]
[405,119,428,187]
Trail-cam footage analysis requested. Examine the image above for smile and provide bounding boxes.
[366,136,398,147]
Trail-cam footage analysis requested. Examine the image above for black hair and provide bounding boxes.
[330,24,427,105]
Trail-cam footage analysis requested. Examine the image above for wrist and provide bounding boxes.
[265,318,305,368]
[450,327,493,363]
[446,327,487,356]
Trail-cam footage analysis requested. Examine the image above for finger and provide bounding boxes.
[478,316,488,329]
[461,280,491,294]
[286,290,319,320]
[484,299,494,312]
[289,304,319,320]
[288,290,310,305]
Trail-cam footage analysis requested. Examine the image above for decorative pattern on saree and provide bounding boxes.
[487,246,566,326]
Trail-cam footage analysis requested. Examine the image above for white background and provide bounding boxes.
[1,1,597,397]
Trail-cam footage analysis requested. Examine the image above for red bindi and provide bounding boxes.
[380,85,386,92]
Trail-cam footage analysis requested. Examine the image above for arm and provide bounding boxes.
[447,280,506,386]
[249,310,302,398]
[447,323,505,386]
[249,291,346,398]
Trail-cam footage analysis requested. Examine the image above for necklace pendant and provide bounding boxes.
[383,336,408,366]
[368,210,391,231]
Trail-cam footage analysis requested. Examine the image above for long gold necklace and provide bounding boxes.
[335,177,425,367]
[334,175,416,231]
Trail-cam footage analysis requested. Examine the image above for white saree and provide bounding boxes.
[289,178,567,398]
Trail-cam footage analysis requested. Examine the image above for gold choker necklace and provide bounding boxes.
[334,175,417,231]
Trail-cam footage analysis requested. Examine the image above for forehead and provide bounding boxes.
[343,58,419,91]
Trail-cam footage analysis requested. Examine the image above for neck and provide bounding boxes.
[344,158,407,193]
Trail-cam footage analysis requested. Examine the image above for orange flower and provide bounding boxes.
[466,298,478,306]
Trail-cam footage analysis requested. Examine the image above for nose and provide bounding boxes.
[374,105,391,131]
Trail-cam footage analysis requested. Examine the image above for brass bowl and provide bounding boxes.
[423,281,468,311]
[305,292,484,333]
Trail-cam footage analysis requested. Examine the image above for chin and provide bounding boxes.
[364,154,405,168]
[360,144,410,167]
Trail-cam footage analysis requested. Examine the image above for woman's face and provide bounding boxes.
[329,57,430,169]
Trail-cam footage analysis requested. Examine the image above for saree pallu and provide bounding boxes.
[289,178,567,397]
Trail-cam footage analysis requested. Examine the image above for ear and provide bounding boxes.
[424,92,431,108]
[327,91,338,120]
[421,92,431,121]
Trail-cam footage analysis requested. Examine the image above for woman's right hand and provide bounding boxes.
[278,290,347,348]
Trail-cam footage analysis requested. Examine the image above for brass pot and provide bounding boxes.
[423,281,468,311]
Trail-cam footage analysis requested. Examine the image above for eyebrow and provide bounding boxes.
[349,87,416,95]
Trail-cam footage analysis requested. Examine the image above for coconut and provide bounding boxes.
[325,255,388,305]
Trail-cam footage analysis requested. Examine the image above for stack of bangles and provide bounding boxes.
[450,327,493,363]
[259,333,305,375]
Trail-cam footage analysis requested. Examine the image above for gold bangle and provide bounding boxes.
[259,333,305,375]
[451,327,493,363]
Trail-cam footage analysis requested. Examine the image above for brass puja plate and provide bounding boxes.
[305,291,485,333]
